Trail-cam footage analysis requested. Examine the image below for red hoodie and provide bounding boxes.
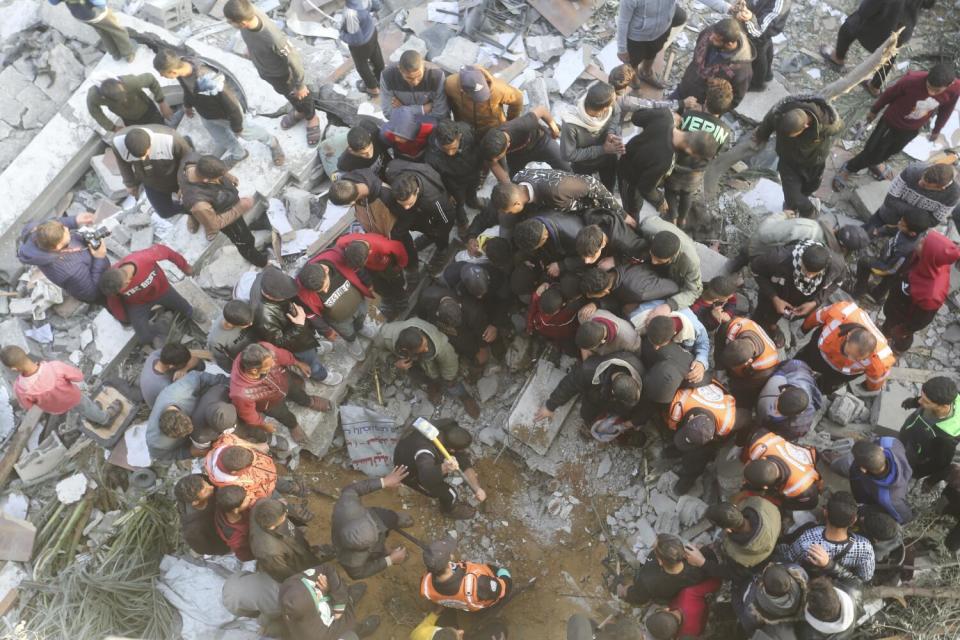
[908,231,960,310]
[106,244,190,323]
[873,71,960,134]
[381,122,434,160]
[526,289,579,354]
[228,341,298,427]
[335,232,409,271]
[296,247,373,318]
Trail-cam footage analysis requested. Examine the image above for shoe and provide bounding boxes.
[270,434,290,452]
[673,475,696,496]
[445,502,477,520]
[316,340,334,355]
[358,322,378,339]
[348,582,368,604]
[637,70,666,89]
[768,325,786,349]
[101,399,123,424]
[355,615,380,639]
[396,512,414,528]
[225,149,250,168]
[344,339,365,359]
[461,395,481,419]
[307,396,332,412]
[319,371,343,386]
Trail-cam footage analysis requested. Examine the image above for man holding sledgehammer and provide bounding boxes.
[394,417,488,520]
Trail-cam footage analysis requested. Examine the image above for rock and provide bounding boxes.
[420,24,457,60]
[733,78,790,123]
[478,426,504,447]
[91,153,129,200]
[522,76,550,110]
[37,44,84,104]
[655,510,681,535]
[677,495,708,528]
[852,180,891,220]
[128,226,154,253]
[389,36,428,63]
[655,470,680,494]
[649,490,677,517]
[0,318,31,355]
[39,1,101,46]
[435,36,480,73]
[525,35,565,62]
[0,0,40,46]
[283,186,314,229]
[476,375,499,402]
[596,454,612,478]
[827,393,867,426]
[0,513,35,562]
[504,334,533,371]
[944,323,960,343]
[197,245,252,291]
[412,399,435,419]
[870,381,916,433]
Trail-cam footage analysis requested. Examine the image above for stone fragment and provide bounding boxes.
[827,393,867,426]
[870,381,916,433]
[283,187,314,229]
[37,44,85,104]
[525,35,565,62]
[92,308,135,366]
[734,78,790,123]
[0,514,35,562]
[943,323,960,343]
[649,490,677,517]
[596,454,612,478]
[14,433,68,484]
[172,277,219,333]
[629,518,657,560]
[478,426,504,447]
[91,153,129,200]
[421,24,457,60]
[128,226,154,253]
[0,561,28,616]
[197,245,252,291]
[852,180,891,220]
[476,375,499,403]
[435,36,480,73]
[389,37,428,63]
[0,318,31,354]
[412,399,435,419]
[522,77,550,110]
[677,495,708,527]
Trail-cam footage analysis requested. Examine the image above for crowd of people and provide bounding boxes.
[6,0,960,637]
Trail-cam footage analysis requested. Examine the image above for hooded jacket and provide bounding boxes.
[280,564,353,640]
[175,57,244,131]
[620,108,677,209]
[546,351,645,414]
[750,241,845,306]
[756,359,823,440]
[755,95,843,168]
[588,310,643,355]
[250,501,320,582]
[679,24,756,108]
[105,244,189,323]
[741,564,808,633]
[384,160,454,232]
[581,208,646,263]
[17,215,110,304]
[380,107,434,160]
[525,213,584,271]
[749,213,840,259]
[798,581,862,640]
[112,124,191,193]
[376,318,459,382]
[249,269,318,354]
[334,232,408,271]
[228,341,299,427]
[444,66,524,133]
[721,496,782,568]
[178,152,245,241]
[381,65,449,120]
[600,264,682,314]
[877,162,960,229]
[560,94,623,169]
[296,247,373,324]
[338,0,381,46]
[904,231,960,310]
[331,477,392,579]
[425,120,482,204]
[637,215,704,310]
[848,437,914,523]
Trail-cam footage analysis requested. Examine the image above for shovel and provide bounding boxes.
[412,417,480,498]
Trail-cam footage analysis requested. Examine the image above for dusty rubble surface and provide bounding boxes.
[2,0,960,636]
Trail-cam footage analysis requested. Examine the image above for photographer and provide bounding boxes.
[18,213,110,305]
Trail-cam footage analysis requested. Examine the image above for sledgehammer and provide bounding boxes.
[412,417,480,498]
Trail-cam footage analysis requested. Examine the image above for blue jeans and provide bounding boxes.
[295,349,329,381]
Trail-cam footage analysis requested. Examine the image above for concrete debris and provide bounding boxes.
[695,242,728,282]
[55,472,90,505]
[0,318,31,355]
[827,393,868,426]
[196,245,252,292]
[0,493,29,521]
[734,78,790,124]
[522,77,550,110]
[507,355,577,456]
[92,308,135,367]
[0,513,35,563]
[476,374,499,403]
[128,226,155,253]
[0,562,28,616]
[435,36,481,73]
[852,180,891,220]
[91,152,129,200]
[390,37,428,63]
[504,334,534,371]
[677,495,709,528]
[649,490,678,517]
[37,44,85,104]
[525,35,565,63]
[739,177,784,213]
[172,278,219,333]
[553,47,587,94]
[628,519,657,562]
[477,425,505,447]
[596,454,612,478]
[412,399,435,419]
[870,381,916,433]
[15,433,68,484]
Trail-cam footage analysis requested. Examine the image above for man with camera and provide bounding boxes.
[18,212,111,305]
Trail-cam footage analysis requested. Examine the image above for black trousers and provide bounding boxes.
[573,156,617,192]
[835,21,895,88]
[881,280,938,353]
[750,36,775,89]
[348,30,385,90]
[846,120,919,173]
[222,218,268,267]
[263,374,313,429]
[853,255,895,301]
[263,76,316,120]
[796,330,855,394]
[626,6,687,63]
[779,161,824,217]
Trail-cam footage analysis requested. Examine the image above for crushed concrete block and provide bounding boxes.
[695,242,727,282]
[554,47,587,94]
[55,472,89,504]
[596,454,612,478]
[412,399,435,419]
[852,180,891,220]
[421,24,457,60]
[92,308,135,366]
[389,36,428,63]
[944,323,960,344]
[505,333,534,371]
[197,245,251,291]
[94,199,122,224]
[0,513,35,563]
[677,495,708,527]
[0,562,27,617]
[172,278,219,333]
[739,177,784,213]
[522,76,550,110]
[124,211,153,227]
[477,426,504,447]
[827,393,867,426]
[734,78,790,124]
[91,154,129,200]
[435,36,481,73]
[38,44,85,104]
[14,433,68,484]
[654,510,680,535]
[870,381,916,433]
[128,226,154,253]
[0,318,31,355]
[476,375,499,403]
[525,35,565,62]
[291,398,339,458]
[507,355,578,456]
[283,186,315,229]
[649,490,677,517]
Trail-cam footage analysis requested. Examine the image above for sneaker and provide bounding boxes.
[355,615,381,639]
[270,434,290,453]
[344,339,365,359]
[461,395,481,419]
[307,396,332,412]
[319,371,343,386]
[673,475,696,496]
[101,399,123,424]
[316,340,334,356]
[347,582,367,604]
[445,503,477,520]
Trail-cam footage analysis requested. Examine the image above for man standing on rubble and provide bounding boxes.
[445,65,524,136]
[49,0,135,62]
[224,0,323,146]
[617,0,686,89]
[381,50,449,120]
[111,125,192,219]
[87,75,172,134]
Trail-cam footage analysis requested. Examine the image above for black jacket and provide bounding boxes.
[331,478,391,579]
[279,564,353,640]
[599,264,681,314]
[796,581,863,640]
[393,428,472,493]
[177,57,245,131]
[525,213,584,272]
[416,283,488,357]
[178,500,229,556]
[424,121,482,206]
[384,159,455,249]
[844,0,933,50]
[581,208,646,263]
[250,270,318,354]
[250,501,321,582]
[336,115,389,176]
[441,261,513,329]
[755,95,843,168]
[619,109,676,207]
[546,351,645,413]
[750,241,845,305]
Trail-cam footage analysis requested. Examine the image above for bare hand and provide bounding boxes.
[182,264,194,276]
[482,325,498,342]
[286,303,306,326]
[441,458,460,474]
[602,136,623,154]
[466,238,481,257]
[710,306,731,324]
[548,121,561,139]
[395,358,414,370]
[89,242,108,259]
[293,85,309,100]
[159,102,174,120]
[682,96,701,111]
[683,544,705,567]
[546,263,560,278]
[474,488,487,502]
[296,361,312,377]
[535,282,550,296]
[772,296,791,316]
[391,97,402,108]
[929,132,941,142]
[617,51,631,64]
[389,546,408,564]
[184,106,195,118]
[736,8,753,21]
[261,422,277,434]
[534,406,554,421]
[127,186,140,198]
[237,196,255,212]
[793,301,817,317]
[383,464,410,488]
[76,212,95,226]
[172,368,187,381]
[686,361,706,383]
[314,573,328,592]
[806,544,830,567]
[422,102,433,114]
[624,215,637,229]
[658,200,669,214]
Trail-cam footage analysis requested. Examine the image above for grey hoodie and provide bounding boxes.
[560,96,623,169]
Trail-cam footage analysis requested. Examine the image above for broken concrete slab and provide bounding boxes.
[435,36,481,73]
[554,47,587,95]
[128,226,155,253]
[0,318,31,355]
[389,37,428,63]
[695,242,727,282]
[677,495,708,527]
[172,278,219,333]
[91,308,136,367]
[507,355,578,456]
[527,0,601,37]
[14,433,68,484]
[476,375,499,403]
[421,24,458,60]
[734,78,790,123]
[91,152,129,200]
[828,393,867,425]
[37,44,85,104]
[522,77,550,110]
[525,35,565,63]
[852,180,891,219]
[870,381,916,434]
[739,177,784,212]
[0,562,27,617]
[0,513,35,562]
[39,1,101,46]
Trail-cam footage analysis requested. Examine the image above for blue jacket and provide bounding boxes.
[756,359,822,441]
[849,437,914,524]
[17,216,110,304]
[49,0,106,21]
[146,371,224,462]
[339,0,381,46]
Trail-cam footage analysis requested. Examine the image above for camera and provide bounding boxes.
[78,226,112,250]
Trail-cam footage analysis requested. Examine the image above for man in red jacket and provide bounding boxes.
[336,232,409,319]
[229,341,331,443]
[99,244,204,347]
[835,64,960,188]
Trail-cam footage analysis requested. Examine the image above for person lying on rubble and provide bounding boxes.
[420,537,514,613]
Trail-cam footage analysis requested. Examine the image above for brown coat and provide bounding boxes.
[444,66,523,134]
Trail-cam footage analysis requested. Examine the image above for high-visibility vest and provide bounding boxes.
[204,432,277,503]
[725,317,780,376]
[665,381,737,437]
[746,431,821,497]
[805,302,895,390]
[420,562,507,612]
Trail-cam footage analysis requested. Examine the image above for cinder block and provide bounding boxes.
[0,513,36,562]
[15,433,68,484]
[172,277,220,333]
[91,153,128,200]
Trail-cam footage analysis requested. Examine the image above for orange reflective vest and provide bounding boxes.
[420,562,507,612]
[665,381,737,437]
[204,432,277,503]
[725,317,780,376]
[746,431,821,498]
[801,302,895,391]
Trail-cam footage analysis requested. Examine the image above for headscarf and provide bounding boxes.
[908,230,960,310]
[563,90,613,135]
[791,240,825,296]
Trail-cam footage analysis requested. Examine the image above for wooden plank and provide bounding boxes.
[526,0,602,38]
[0,407,44,489]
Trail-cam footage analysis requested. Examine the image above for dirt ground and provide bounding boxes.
[297,453,618,639]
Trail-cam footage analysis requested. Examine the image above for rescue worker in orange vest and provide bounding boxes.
[742,429,823,511]
[649,363,749,495]
[420,537,512,613]
[716,317,781,407]
[796,301,895,395]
